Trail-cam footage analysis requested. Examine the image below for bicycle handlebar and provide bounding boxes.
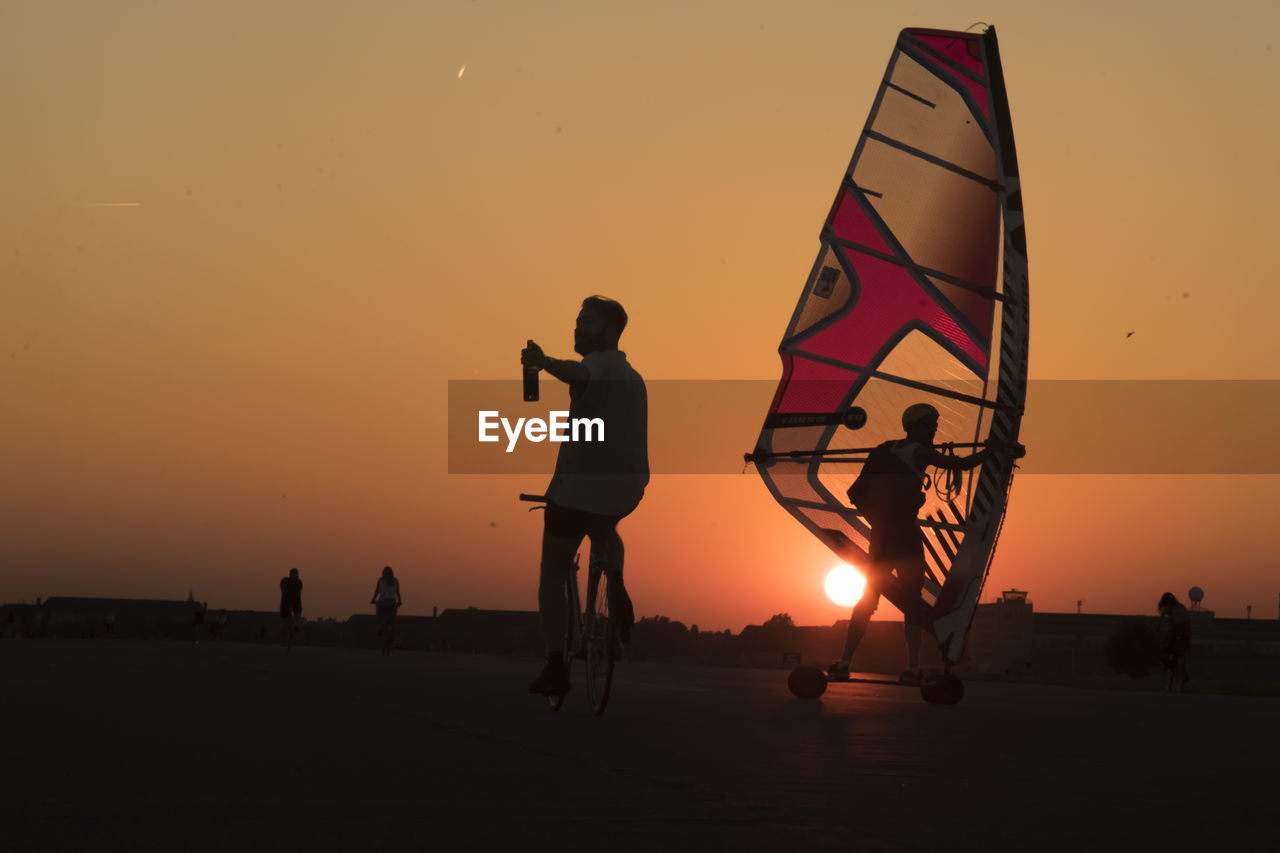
[519,493,548,503]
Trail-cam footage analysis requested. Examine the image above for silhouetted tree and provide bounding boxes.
[632,615,691,659]
[763,613,794,629]
[1104,617,1161,677]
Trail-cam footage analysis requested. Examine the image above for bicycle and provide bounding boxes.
[521,493,618,716]
[1163,647,1189,693]
[281,610,300,652]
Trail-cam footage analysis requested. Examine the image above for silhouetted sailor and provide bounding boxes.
[521,296,647,695]
[837,403,1022,684]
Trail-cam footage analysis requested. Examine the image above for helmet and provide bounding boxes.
[902,403,939,429]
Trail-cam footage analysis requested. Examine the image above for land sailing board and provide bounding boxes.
[787,665,965,705]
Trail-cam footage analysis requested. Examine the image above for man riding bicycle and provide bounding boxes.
[521,296,648,696]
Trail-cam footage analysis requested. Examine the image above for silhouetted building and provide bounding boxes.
[433,609,541,655]
[37,596,203,640]
[6,590,1280,686]
[967,589,1034,675]
[0,603,44,638]
[345,614,438,650]
[208,610,287,643]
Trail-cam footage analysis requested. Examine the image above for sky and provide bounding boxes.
[3,0,1279,630]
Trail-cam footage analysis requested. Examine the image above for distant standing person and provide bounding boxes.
[1157,592,1191,691]
[521,296,648,696]
[371,566,403,655]
[279,568,303,650]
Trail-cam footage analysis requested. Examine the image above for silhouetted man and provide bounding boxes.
[837,403,1022,684]
[279,568,302,649]
[521,296,648,695]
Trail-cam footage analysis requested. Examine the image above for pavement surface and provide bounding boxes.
[3,640,1275,851]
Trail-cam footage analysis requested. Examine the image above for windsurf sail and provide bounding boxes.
[746,26,1028,663]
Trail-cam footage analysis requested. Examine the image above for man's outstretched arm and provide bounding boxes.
[522,341,588,385]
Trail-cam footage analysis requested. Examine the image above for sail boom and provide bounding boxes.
[750,440,987,462]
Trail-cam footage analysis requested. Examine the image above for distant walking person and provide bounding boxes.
[521,296,648,695]
[371,566,403,656]
[1157,592,1191,691]
[279,568,303,651]
[839,403,1023,684]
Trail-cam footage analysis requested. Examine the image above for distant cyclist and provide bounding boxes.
[372,566,402,653]
[1157,592,1190,691]
[521,296,647,695]
[279,568,303,649]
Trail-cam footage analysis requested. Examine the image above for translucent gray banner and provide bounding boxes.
[448,380,1280,474]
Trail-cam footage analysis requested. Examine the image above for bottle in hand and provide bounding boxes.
[523,339,539,402]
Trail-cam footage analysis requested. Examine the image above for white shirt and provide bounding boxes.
[375,578,400,603]
[546,350,649,517]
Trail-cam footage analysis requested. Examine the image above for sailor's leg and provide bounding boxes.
[840,579,881,664]
[898,554,927,670]
[904,622,922,670]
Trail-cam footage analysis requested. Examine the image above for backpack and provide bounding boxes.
[846,440,926,523]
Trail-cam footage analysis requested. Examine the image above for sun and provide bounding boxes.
[825,564,867,607]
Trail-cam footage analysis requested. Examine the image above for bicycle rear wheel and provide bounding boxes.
[585,568,615,716]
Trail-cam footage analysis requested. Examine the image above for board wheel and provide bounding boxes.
[788,666,828,699]
[920,672,964,705]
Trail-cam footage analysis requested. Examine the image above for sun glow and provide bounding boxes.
[824,564,867,607]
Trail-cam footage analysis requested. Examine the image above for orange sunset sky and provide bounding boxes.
[4,1,1279,630]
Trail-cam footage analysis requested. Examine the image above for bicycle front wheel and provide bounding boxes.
[548,581,576,712]
[381,619,394,656]
[585,569,615,716]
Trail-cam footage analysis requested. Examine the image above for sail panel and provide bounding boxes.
[791,249,989,372]
[828,188,893,253]
[771,356,860,415]
[903,32,991,118]
[875,53,999,178]
[789,246,855,338]
[853,140,1000,295]
[909,31,985,77]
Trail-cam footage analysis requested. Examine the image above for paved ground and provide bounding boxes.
[3,640,1275,851]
